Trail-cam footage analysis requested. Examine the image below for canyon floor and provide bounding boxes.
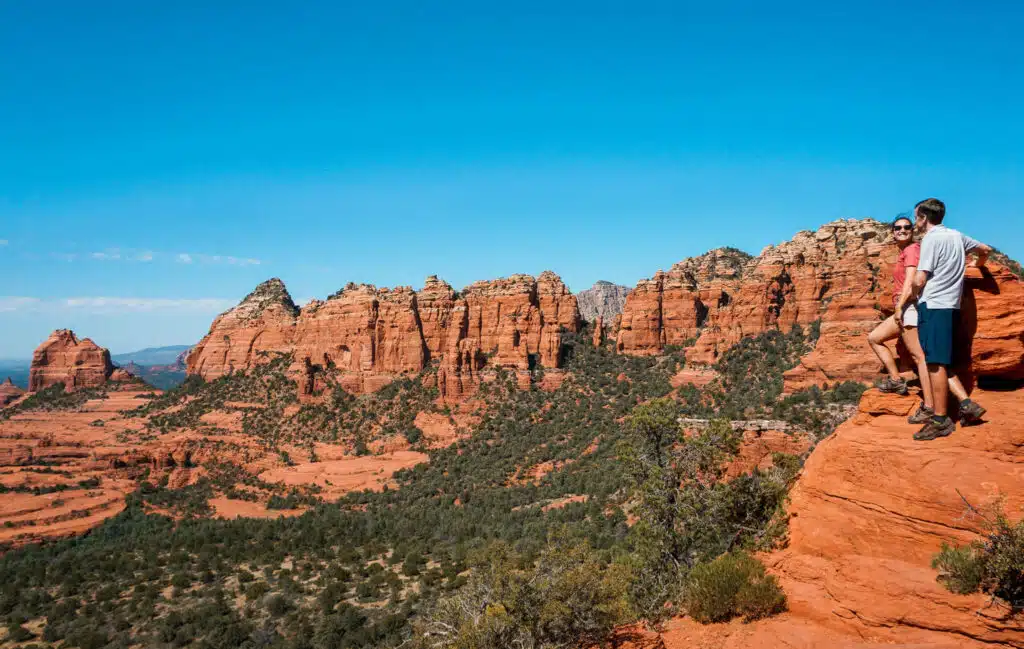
[0,383,455,547]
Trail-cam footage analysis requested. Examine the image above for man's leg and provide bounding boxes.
[948,373,987,424]
[929,363,949,416]
[914,304,957,440]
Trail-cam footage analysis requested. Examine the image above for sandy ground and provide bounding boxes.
[0,388,436,544]
[259,451,428,499]
[209,496,305,520]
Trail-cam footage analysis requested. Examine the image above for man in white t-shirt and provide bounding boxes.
[910,198,992,440]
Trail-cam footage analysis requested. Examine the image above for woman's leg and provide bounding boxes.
[901,326,934,409]
[868,315,902,378]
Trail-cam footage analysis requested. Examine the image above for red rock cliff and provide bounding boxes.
[28,329,115,392]
[186,273,581,400]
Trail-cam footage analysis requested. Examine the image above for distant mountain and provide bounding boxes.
[111,346,190,390]
[576,281,631,322]
[112,345,192,366]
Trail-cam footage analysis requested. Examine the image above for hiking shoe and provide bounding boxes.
[875,377,909,395]
[907,404,935,424]
[914,416,956,441]
[958,399,987,426]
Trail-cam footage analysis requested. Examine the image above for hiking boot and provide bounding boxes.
[958,399,987,426]
[907,404,935,424]
[875,376,909,395]
[914,415,956,441]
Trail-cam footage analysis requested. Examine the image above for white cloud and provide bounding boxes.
[0,239,8,246]
[47,247,262,267]
[91,249,122,261]
[63,297,236,312]
[0,296,234,314]
[0,297,41,312]
[185,253,262,266]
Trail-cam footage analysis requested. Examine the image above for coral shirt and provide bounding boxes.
[893,242,921,306]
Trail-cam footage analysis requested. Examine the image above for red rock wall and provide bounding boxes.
[187,273,580,401]
[28,329,114,392]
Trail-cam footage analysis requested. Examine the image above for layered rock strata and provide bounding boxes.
[28,330,115,392]
[187,272,581,400]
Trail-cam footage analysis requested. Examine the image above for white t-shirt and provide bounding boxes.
[917,225,981,309]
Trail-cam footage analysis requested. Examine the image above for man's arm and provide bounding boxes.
[913,237,935,300]
[967,239,991,268]
[962,233,989,267]
[911,268,929,300]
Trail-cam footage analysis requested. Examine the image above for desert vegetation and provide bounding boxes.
[0,325,864,648]
[932,498,1024,609]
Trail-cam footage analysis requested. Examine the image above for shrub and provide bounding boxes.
[404,427,423,445]
[265,593,291,617]
[932,544,984,594]
[414,535,630,649]
[932,500,1024,606]
[6,624,34,642]
[245,581,270,601]
[685,552,786,623]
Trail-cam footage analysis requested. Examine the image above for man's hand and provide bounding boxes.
[969,244,991,268]
[894,305,904,329]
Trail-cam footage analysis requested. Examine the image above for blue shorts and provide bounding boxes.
[918,302,958,367]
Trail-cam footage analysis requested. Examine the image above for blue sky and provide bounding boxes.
[2,1,1022,358]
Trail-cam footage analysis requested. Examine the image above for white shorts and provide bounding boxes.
[902,303,919,328]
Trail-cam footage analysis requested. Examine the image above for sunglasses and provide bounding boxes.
[893,225,913,232]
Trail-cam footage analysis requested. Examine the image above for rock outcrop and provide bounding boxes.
[109,367,136,383]
[185,279,299,381]
[617,246,754,356]
[617,219,1024,391]
[656,387,1024,648]
[28,330,115,392]
[187,273,581,400]
[0,377,25,406]
[577,280,631,323]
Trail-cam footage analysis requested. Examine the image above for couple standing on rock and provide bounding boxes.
[868,198,992,441]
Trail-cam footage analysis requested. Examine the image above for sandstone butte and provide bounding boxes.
[0,377,25,407]
[615,218,1024,392]
[28,329,117,392]
[629,386,1024,649]
[185,271,582,401]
